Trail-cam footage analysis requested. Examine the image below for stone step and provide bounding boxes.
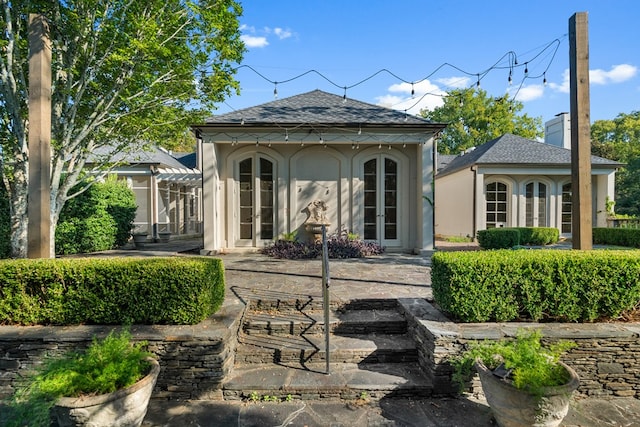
[236,332,418,365]
[223,362,433,401]
[242,308,407,336]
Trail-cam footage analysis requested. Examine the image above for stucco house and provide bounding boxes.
[87,144,203,240]
[434,113,622,239]
[191,90,446,254]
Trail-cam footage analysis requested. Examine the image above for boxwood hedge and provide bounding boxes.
[432,250,640,322]
[0,257,224,325]
[593,227,640,248]
[477,227,559,249]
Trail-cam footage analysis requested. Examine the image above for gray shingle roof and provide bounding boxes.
[204,89,445,128]
[437,133,622,177]
[89,144,194,169]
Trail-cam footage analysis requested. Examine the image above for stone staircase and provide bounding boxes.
[222,297,433,400]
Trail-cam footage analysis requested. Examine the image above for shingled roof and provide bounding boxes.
[437,133,622,177]
[202,89,445,130]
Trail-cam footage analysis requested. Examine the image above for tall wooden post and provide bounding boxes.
[28,14,52,258]
[569,12,592,250]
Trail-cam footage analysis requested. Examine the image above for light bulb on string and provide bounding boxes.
[268,140,272,147]
[508,70,512,85]
[358,125,362,135]
[256,139,259,147]
[285,130,289,142]
[476,74,480,88]
[543,72,547,86]
[343,87,347,103]
[351,143,355,150]
[524,63,528,76]
[356,143,360,149]
[411,83,415,99]
[273,82,278,99]
[240,118,245,125]
[378,143,382,149]
[388,144,392,150]
[402,143,407,148]
[404,110,408,122]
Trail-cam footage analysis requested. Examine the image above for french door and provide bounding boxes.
[363,156,400,246]
[237,156,274,246]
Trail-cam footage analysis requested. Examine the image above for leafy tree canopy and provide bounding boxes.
[0,0,245,257]
[591,111,640,216]
[420,88,543,154]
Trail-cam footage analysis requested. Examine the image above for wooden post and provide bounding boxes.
[569,12,592,250]
[27,14,52,258]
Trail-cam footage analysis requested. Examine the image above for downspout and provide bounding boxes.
[471,166,477,240]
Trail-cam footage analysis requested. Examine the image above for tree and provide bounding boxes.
[591,111,640,216]
[55,175,137,255]
[0,0,244,257]
[420,88,543,154]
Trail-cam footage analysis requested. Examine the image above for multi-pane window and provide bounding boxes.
[562,183,572,233]
[486,182,508,228]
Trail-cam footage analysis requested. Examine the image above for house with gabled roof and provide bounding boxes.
[87,144,203,240]
[191,89,446,254]
[435,114,622,239]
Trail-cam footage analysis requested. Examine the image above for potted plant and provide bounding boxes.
[6,329,159,427]
[450,329,579,427]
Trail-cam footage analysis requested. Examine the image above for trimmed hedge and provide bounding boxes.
[476,228,520,249]
[477,227,559,249]
[0,257,224,325]
[593,227,640,248]
[432,250,640,322]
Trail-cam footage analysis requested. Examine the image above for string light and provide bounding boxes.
[285,129,289,141]
[388,144,392,150]
[216,36,564,112]
[256,139,259,147]
[411,83,415,98]
[240,118,245,125]
[343,87,347,103]
[524,62,529,76]
[273,82,278,99]
[508,69,512,85]
[543,72,547,86]
[358,125,362,135]
[378,143,382,149]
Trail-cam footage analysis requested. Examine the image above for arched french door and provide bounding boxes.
[236,156,275,247]
[363,156,400,246]
[486,181,508,228]
[561,182,572,234]
[525,181,549,227]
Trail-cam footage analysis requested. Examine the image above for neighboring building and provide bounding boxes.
[435,113,622,239]
[87,144,202,240]
[192,90,446,254]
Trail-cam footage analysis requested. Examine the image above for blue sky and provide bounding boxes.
[216,0,639,124]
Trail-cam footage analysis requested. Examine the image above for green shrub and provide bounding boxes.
[55,176,136,255]
[477,227,559,249]
[450,329,576,396]
[0,257,224,325]
[5,329,153,427]
[432,250,640,322]
[477,228,520,249]
[593,227,640,248]
[515,227,559,245]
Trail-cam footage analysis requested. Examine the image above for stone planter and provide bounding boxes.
[475,360,579,427]
[157,232,171,243]
[132,233,149,248]
[51,358,160,427]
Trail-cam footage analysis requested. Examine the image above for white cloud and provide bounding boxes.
[508,84,545,102]
[241,35,269,48]
[548,64,637,93]
[591,64,638,84]
[435,76,470,89]
[376,80,445,115]
[273,27,293,40]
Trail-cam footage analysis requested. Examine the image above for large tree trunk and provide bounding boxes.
[9,161,28,258]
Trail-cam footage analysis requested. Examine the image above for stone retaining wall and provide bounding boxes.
[398,298,640,399]
[0,300,243,401]
[2,296,639,401]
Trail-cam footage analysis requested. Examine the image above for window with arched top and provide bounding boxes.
[486,181,508,228]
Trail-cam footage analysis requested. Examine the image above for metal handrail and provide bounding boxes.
[321,225,331,374]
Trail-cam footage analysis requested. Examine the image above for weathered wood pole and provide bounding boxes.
[27,14,52,258]
[569,12,592,250]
